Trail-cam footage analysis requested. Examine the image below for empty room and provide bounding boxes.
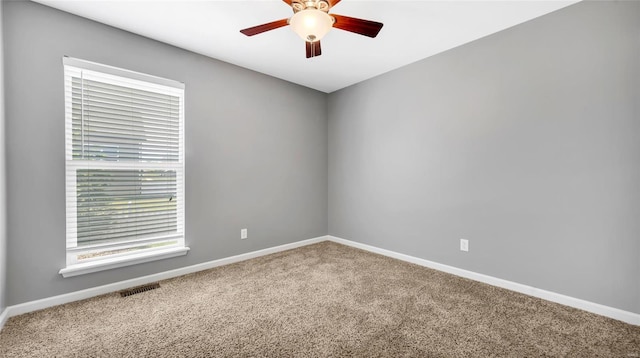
[0,0,638,356]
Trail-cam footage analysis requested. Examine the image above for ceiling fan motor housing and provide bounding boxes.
[292,0,330,13]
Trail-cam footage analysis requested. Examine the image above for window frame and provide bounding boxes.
[60,57,188,278]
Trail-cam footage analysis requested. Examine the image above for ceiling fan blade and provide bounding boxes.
[240,19,289,36]
[330,14,383,38]
[306,41,322,58]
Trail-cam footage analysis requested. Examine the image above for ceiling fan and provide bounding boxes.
[240,0,384,58]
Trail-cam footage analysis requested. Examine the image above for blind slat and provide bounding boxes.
[76,210,178,227]
[72,78,181,103]
[71,115,180,132]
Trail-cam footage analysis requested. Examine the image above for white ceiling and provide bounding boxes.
[33,0,579,93]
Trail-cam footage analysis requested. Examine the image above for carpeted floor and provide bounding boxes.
[0,241,638,357]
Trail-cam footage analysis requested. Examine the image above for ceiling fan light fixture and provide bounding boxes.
[289,9,334,42]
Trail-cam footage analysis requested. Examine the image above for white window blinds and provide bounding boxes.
[64,57,185,267]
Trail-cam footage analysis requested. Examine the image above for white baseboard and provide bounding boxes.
[1,235,327,329]
[327,235,640,326]
[0,307,8,331]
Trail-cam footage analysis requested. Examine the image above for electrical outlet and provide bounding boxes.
[460,239,469,252]
[241,228,248,240]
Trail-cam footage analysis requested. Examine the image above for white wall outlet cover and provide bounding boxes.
[460,239,469,252]
[241,229,248,239]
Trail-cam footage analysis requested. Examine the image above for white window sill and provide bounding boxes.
[59,246,190,278]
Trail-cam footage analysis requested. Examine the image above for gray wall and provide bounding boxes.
[0,0,7,313]
[328,0,640,314]
[4,1,327,306]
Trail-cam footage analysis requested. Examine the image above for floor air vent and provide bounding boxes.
[119,283,160,297]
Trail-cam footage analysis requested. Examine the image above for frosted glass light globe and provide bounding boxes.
[289,9,333,42]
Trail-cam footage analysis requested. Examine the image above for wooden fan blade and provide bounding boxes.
[305,41,322,58]
[330,14,383,38]
[240,19,289,36]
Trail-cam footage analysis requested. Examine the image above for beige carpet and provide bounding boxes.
[0,241,638,357]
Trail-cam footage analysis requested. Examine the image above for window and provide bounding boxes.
[60,57,188,277]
